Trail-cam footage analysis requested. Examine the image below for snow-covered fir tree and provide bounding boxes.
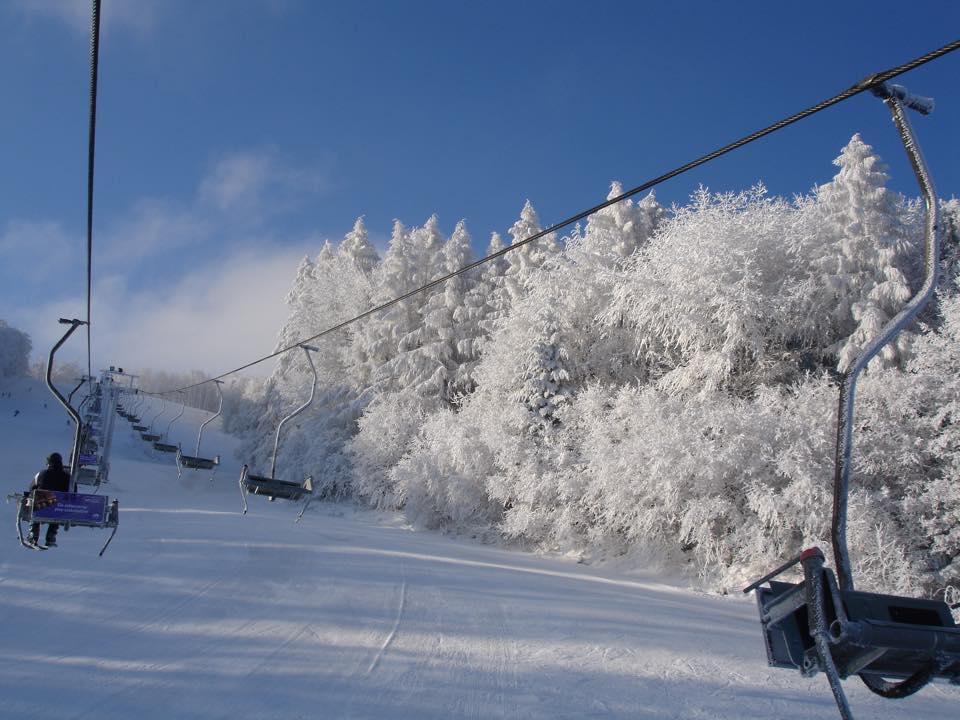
[809,134,916,372]
[582,182,664,266]
[504,200,559,304]
[339,216,379,276]
[418,219,481,401]
[474,231,511,338]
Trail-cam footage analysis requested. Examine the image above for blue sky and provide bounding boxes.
[1,0,958,376]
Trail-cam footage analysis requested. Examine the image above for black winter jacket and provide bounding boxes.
[32,466,71,493]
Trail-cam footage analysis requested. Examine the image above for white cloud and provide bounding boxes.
[94,247,302,375]
[198,147,333,220]
[13,247,302,377]
[99,198,210,269]
[3,145,338,377]
[0,220,80,284]
[10,0,161,36]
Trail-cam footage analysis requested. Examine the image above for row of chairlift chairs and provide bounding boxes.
[121,344,319,522]
[9,319,120,555]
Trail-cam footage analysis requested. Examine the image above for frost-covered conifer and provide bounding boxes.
[379,219,472,400]
[504,200,558,304]
[348,216,449,501]
[339,216,379,276]
[273,255,318,377]
[364,216,447,394]
[582,182,664,266]
[475,232,511,337]
[417,219,480,400]
[810,134,915,372]
[353,220,415,389]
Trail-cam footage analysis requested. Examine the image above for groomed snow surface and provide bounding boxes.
[0,378,956,719]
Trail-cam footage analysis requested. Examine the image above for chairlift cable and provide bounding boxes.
[85,0,102,389]
[159,38,960,395]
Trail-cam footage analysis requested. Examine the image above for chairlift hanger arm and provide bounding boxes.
[269,345,318,479]
[165,393,186,436]
[194,380,223,456]
[831,84,941,594]
[148,398,168,428]
[46,319,88,483]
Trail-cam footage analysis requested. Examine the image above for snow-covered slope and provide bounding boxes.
[0,378,956,719]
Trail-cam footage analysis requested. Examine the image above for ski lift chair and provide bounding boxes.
[6,318,121,555]
[240,344,318,522]
[117,391,134,419]
[176,381,223,476]
[73,449,102,486]
[9,488,118,556]
[154,394,184,454]
[745,84,960,720]
[127,391,144,424]
[140,397,166,443]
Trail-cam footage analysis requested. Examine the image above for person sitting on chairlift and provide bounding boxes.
[27,452,70,547]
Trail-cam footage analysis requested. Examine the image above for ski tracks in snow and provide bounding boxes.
[344,555,522,720]
[365,559,407,676]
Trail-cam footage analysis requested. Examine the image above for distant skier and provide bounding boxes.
[27,452,71,547]
[13,409,19,417]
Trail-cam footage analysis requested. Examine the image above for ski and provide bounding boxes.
[19,538,48,551]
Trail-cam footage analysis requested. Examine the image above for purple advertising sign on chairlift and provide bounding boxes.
[30,490,107,525]
[79,453,98,466]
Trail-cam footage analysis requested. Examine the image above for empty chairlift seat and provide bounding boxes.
[176,382,223,477]
[239,344,318,522]
[240,465,313,502]
[154,393,185,453]
[749,549,960,690]
[139,395,165,442]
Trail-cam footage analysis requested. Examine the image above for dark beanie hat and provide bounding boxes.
[47,452,63,467]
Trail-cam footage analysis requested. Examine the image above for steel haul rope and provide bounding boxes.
[86,0,102,388]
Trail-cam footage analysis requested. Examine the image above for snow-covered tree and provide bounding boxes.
[340,216,379,276]
[582,182,664,266]
[416,219,481,400]
[348,216,448,498]
[274,254,318,366]
[504,200,559,304]
[247,160,956,597]
[607,185,810,396]
[474,231,511,338]
[353,219,416,390]
[807,134,916,372]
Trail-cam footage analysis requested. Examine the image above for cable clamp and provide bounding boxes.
[870,82,935,115]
